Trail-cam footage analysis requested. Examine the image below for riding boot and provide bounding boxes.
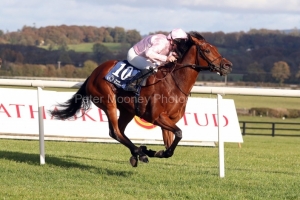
[124,69,152,92]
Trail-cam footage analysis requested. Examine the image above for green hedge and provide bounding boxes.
[249,107,300,118]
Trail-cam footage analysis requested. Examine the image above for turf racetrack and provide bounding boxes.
[0,136,299,199]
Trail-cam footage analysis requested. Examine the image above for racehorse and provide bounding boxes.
[49,31,233,167]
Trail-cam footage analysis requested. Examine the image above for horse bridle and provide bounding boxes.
[168,43,224,96]
[155,42,226,96]
[182,43,224,74]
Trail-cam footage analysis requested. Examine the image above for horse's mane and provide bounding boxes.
[174,31,206,59]
[189,31,205,40]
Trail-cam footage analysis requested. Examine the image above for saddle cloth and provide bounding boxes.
[104,60,141,88]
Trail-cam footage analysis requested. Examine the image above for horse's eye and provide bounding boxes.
[205,49,210,53]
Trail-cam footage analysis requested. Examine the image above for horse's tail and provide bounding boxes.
[49,77,91,120]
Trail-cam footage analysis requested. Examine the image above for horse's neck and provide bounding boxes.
[172,65,198,94]
[171,46,199,94]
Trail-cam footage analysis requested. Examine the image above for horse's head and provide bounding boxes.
[176,32,233,76]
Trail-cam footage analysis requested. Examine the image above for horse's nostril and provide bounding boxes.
[224,63,232,68]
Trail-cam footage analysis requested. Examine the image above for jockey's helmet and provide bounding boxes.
[167,28,188,40]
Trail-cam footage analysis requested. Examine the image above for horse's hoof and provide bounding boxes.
[154,150,165,158]
[129,156,138,167]
[163,149,173,158]
[139,155,149,163]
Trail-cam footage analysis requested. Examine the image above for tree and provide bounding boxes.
[82,60,98,77]
[125,29,142,46]
[114,43,130,60]
[244,62,266,82]
[45,64,57,77]
[271,61,291,85]
[60,64,76,78]
[58,51,72,64]
[9,63,23,76]
[58,41,69,51]
[92,43,112,63]
[111,27,126,43]
[296,65,300,79]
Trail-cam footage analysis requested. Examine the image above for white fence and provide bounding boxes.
[1,79,299,97]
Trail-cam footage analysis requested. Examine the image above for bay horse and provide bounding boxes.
[50,31,232,167]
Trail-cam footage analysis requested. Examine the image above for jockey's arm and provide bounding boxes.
[145,48,167,65]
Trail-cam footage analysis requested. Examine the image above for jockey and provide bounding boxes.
[124,28,188,91]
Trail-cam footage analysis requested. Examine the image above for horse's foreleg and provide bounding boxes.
[152,113,182,158]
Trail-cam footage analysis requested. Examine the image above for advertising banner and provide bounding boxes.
[0,88,243,145]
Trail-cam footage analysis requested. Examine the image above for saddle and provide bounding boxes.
[104,60,154,92]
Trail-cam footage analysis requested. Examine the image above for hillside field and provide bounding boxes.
[40,42,130,53]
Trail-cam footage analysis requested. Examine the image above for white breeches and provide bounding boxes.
[127,48,156,70]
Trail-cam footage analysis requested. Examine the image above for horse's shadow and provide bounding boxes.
[0,150,133,177]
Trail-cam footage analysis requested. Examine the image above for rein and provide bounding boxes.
[153,45,214,96]
[169,63,211,97]
[173,63,210,71]
[169,44,223,72]
[153,43,224,96]
[167,45,218,96]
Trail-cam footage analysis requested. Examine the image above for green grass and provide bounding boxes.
[0,137,299,199]
[197,73,244,82]
[225,95,299,109]
[40,42,130,53]
[67,42,95,52]
[238,116,300,123]
[67,42,129,52]
[191,93,299,109]
[0,85,78,92]
[238,116,300,136]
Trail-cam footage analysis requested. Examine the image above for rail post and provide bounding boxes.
[37,87,45,165]
[272,123,275,137]
[242,122,246,136]
[217,94,225,178]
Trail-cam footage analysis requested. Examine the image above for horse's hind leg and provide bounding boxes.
[162,129,174,149]
[141,129,173,156]
[153,113,182,158]
[117,106,148,166]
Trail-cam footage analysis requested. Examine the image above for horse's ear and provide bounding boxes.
[190,36,198,44]
[190,35,205,46]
